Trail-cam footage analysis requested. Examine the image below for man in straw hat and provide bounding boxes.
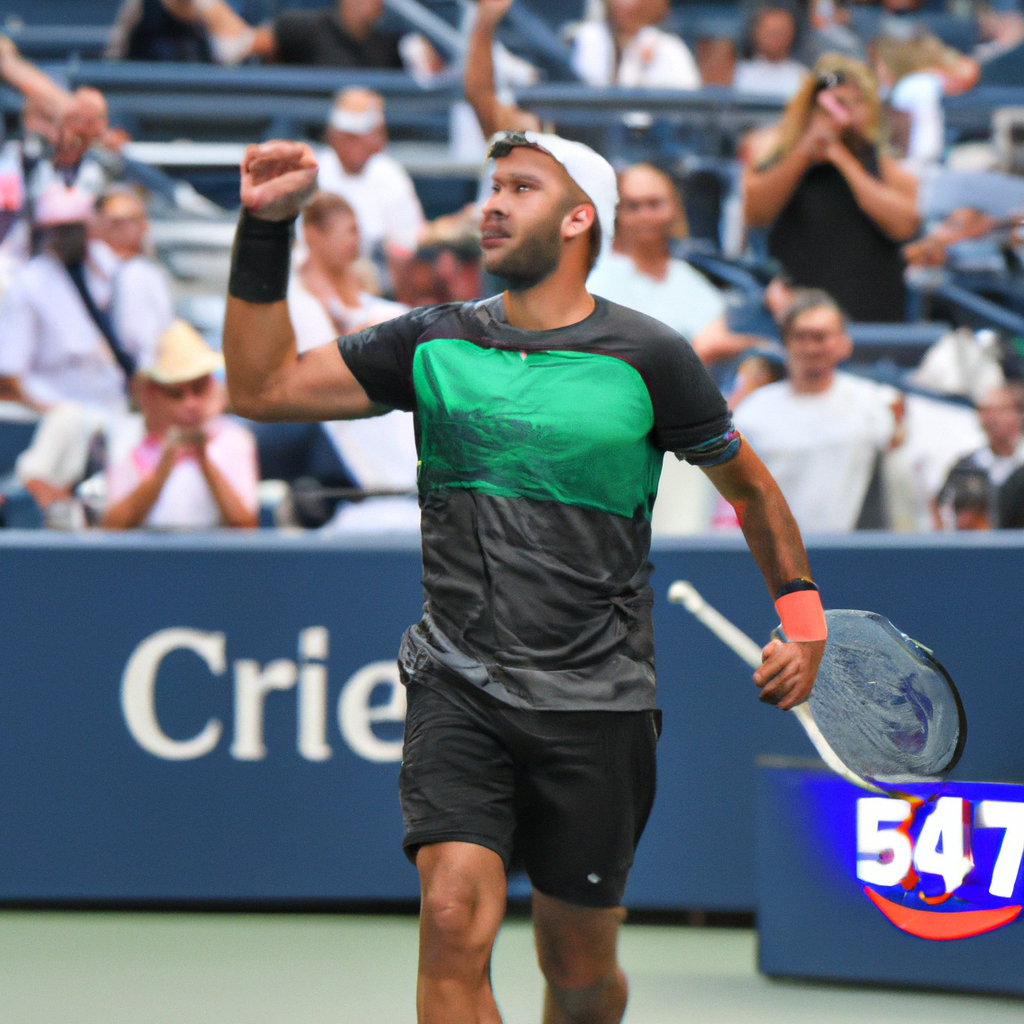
[103,320,258,530]
[223,132,825,1023]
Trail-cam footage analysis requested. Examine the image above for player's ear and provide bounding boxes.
[561,203,595,242]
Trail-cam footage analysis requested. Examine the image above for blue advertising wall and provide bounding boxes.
[0,531,1022,909]
[757,765,1024,995]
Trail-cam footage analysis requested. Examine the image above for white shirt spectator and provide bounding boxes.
[288,274,405,340]
[733,372,898,532]
[105,416,259,530]
[288,275,419,533]
[0,253,128,410]
[572,22,701,89]
[890,72,945,169]
[314,147,424,256]
[733,57,808,99]
[89,239,174,372]
[587,252,725,340]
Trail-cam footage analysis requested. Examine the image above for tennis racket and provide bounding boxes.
[667,581,967,794]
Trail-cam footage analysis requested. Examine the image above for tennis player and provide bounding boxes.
[223,132,826,1024]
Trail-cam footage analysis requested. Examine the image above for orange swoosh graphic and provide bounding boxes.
[864,888,1022,940]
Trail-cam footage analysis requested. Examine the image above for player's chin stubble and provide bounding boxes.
[485,216,563,292]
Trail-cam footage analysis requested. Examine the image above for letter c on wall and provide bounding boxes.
[121,628,226,760]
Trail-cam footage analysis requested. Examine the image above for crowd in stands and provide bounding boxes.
[1,0,1024,535]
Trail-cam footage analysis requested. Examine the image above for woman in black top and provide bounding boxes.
[743,54,920,322]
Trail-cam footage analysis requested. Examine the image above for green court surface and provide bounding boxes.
[0,911,1019,1023]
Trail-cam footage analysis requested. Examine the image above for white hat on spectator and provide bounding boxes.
[146,320,224,385]
[35,185,93,226]
[487,131,619,254]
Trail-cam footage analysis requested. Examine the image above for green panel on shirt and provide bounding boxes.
[412,338,662,518]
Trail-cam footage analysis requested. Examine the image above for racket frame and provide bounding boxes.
[668,580,885,794]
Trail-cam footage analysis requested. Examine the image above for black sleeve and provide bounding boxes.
[336,304,456,412]
[622,310,739,466]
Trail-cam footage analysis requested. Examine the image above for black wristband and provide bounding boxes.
[774,577,819,601]
[228,208,294,304]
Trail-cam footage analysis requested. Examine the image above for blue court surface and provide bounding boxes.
[0,911,1019,1023]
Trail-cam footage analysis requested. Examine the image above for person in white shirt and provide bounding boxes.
[733,290,902,532]
[572,0,701,89]
[0,186,140,413]
[587,163,755,360]
[314,87,425,261]
[103,320,258,530]
[285,190,418,533]
[90,187,174,371]
[733,4,809,99]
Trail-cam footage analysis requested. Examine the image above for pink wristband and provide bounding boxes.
[775,590,828,642]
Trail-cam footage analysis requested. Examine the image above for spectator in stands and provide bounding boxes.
[277,191,417,533]
[0,37,115,207]
[743,54,919,322]
[874,32,979,172]
[128,0,408,68]
[934,465,992,530]
[935,384,1024,528]
[315,88,425,271]
[0,187,141,413]
[588,163,760,368]
[103,321,258,530]
[110,0,217,62]
[734,3,810,99]
[290,191,405,338]
[572,0,702,89]
[90,188,174,371]
[733,289,904,532]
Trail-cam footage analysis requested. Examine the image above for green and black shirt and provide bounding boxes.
[338,295,739,711]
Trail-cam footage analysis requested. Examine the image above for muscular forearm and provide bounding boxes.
[829,149,920,241]
[704,441,811,596]
[743,148,812,227]
[199,454,258,528]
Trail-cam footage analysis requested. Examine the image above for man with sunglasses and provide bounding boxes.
[223,132,826,1024]
[102,320,258,530]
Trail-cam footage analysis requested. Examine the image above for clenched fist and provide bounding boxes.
[240,140,319,222]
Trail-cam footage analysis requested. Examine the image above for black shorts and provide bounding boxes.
[398,666,660,909]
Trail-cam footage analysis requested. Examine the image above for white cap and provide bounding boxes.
[329,105,385,135]
[488,131,618,254]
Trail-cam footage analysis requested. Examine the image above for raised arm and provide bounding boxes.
[702,439,825,709]
[222,141,377,422]
[0,34,73,134]
[464,0,540,137]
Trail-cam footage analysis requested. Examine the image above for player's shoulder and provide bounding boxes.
[591,296,693,352]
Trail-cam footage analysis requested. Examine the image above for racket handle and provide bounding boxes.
[668,580,763,668]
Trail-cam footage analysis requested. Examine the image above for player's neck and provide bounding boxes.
[502,268,595,332]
